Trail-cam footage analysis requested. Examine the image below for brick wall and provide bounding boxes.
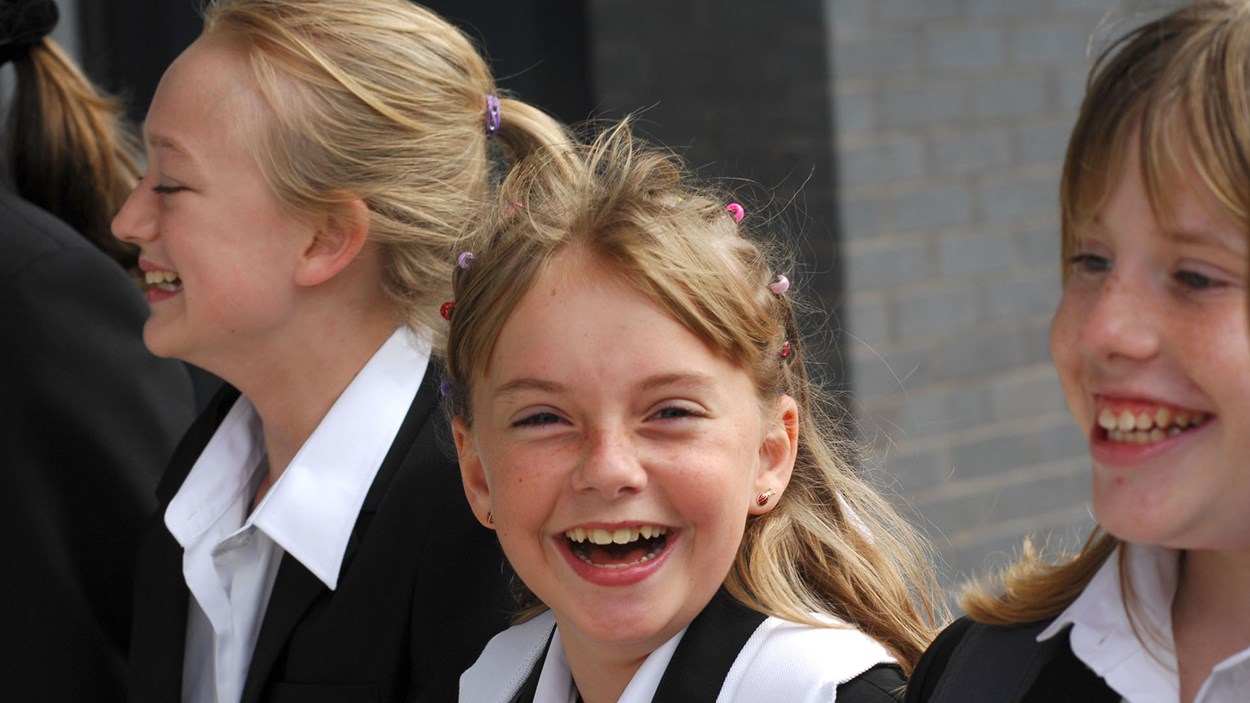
[830,0,1112,588]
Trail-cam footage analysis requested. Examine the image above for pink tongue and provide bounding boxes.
[587,542,650,566]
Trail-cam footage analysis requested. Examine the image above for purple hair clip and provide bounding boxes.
[439,379,455,398]
[725,203,745,222]
[767,275,790,296]
[485,95,501,137]
[457,251,475,269]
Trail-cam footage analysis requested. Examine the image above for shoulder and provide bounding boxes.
[720,616,897,702]
[459,611,555,703]
[904,617,1053,703]
[0,186,102,285]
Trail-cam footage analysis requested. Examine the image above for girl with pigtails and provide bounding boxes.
[115,0,571,700]
[447,120,944,702]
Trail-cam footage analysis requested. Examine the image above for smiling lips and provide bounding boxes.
[565,525,669,569]
[1096,405,1209,444]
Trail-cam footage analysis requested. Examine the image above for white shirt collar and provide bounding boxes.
[1039,543,1250,703]
[532,623,686,703]
[166,326,432,589]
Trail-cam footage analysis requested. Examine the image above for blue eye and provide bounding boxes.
[1068,252,1110,273]
[512,412,562,428]
[1175,270,1218,290]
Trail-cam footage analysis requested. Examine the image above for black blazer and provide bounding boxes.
[127,374,513,703]
[0,187,196,701]
[905,617,1119,703]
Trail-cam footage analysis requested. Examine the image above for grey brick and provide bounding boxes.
[950,431,1037,479]
[1013,22,1098,64]
[898,284,979,337]
[844,295,891,347]
[838,195,883,242]
[984,270,1061,320]
[1035,421,1087,465]
[826,0,871,26]
[1058,64,1093,111]
[834,90,878,139]
[972,74,1052,119]
[844,237,929,292]
[903,385,993,440]
[931,128,1013,177]
[890,183,975,231]
[979,171,1060,222]
[877,0,960,23]
[884,447,954,496]
[988,371,1068,420]
[849,343,936,398]
[833,32,920,80]
[927,27,1006,72]
[1025,315,1056,365]
[1015,119,1075,166]
[938,231,1018,278]
[839,137,926,186]
[966,0,1041,19]
[881,81,970,128]
[939,327,1026,379]
[1016,224,1062,268]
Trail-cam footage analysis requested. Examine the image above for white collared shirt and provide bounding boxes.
[166,327,431,703]
[1039,544,1250,703]
[460,609,895,702]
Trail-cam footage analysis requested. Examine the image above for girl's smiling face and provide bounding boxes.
[454,249,796,665]
[112,32,315,371]
[1050,141,1250,552]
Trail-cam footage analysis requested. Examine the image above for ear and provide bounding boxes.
[748,393,799,516]
[293,197,371,287]
[453,415,494,529]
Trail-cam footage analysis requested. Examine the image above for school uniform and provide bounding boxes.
[906,544,1250,703]
[128,328,513,703]
[461,591,904,702]
[0,185,195,701]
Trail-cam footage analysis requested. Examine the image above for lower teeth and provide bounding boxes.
[572,538,665,569]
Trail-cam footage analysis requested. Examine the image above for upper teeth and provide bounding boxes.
[565,525,668,545]
[1097,407,1206,433]
[145,270,179,285]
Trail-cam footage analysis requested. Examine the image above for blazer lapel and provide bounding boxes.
[651,591,767,703]
[238,373,441,702]
[129,385,241,702]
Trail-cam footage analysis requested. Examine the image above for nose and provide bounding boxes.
[573,427,647,497]
[111,184,157,245]
[1070,270,1161,363]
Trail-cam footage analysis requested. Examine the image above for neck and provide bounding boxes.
[560,631,651,703]
[1171,548,1250,703]
[230,312,399,493]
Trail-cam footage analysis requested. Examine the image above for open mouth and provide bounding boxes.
[144,269,183,293]
[565,525,669,569]
[1097,405,1209,444]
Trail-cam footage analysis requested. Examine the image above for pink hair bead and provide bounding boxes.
[726,203,745,222]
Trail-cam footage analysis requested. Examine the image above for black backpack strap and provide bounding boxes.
[651,591,768,703]
[928,619,1057,703]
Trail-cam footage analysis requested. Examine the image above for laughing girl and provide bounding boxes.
[447,122,943,702]
[906,2,1250,702]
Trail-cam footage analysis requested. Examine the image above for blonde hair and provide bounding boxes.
[202,0,571,340]
[4,34,142,270]
[445,121,944,673]
[964,0,1250,624]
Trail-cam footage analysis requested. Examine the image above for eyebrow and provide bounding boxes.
[1164,227,1247,256]
[493,372,719,398]
[145,132,197,164]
